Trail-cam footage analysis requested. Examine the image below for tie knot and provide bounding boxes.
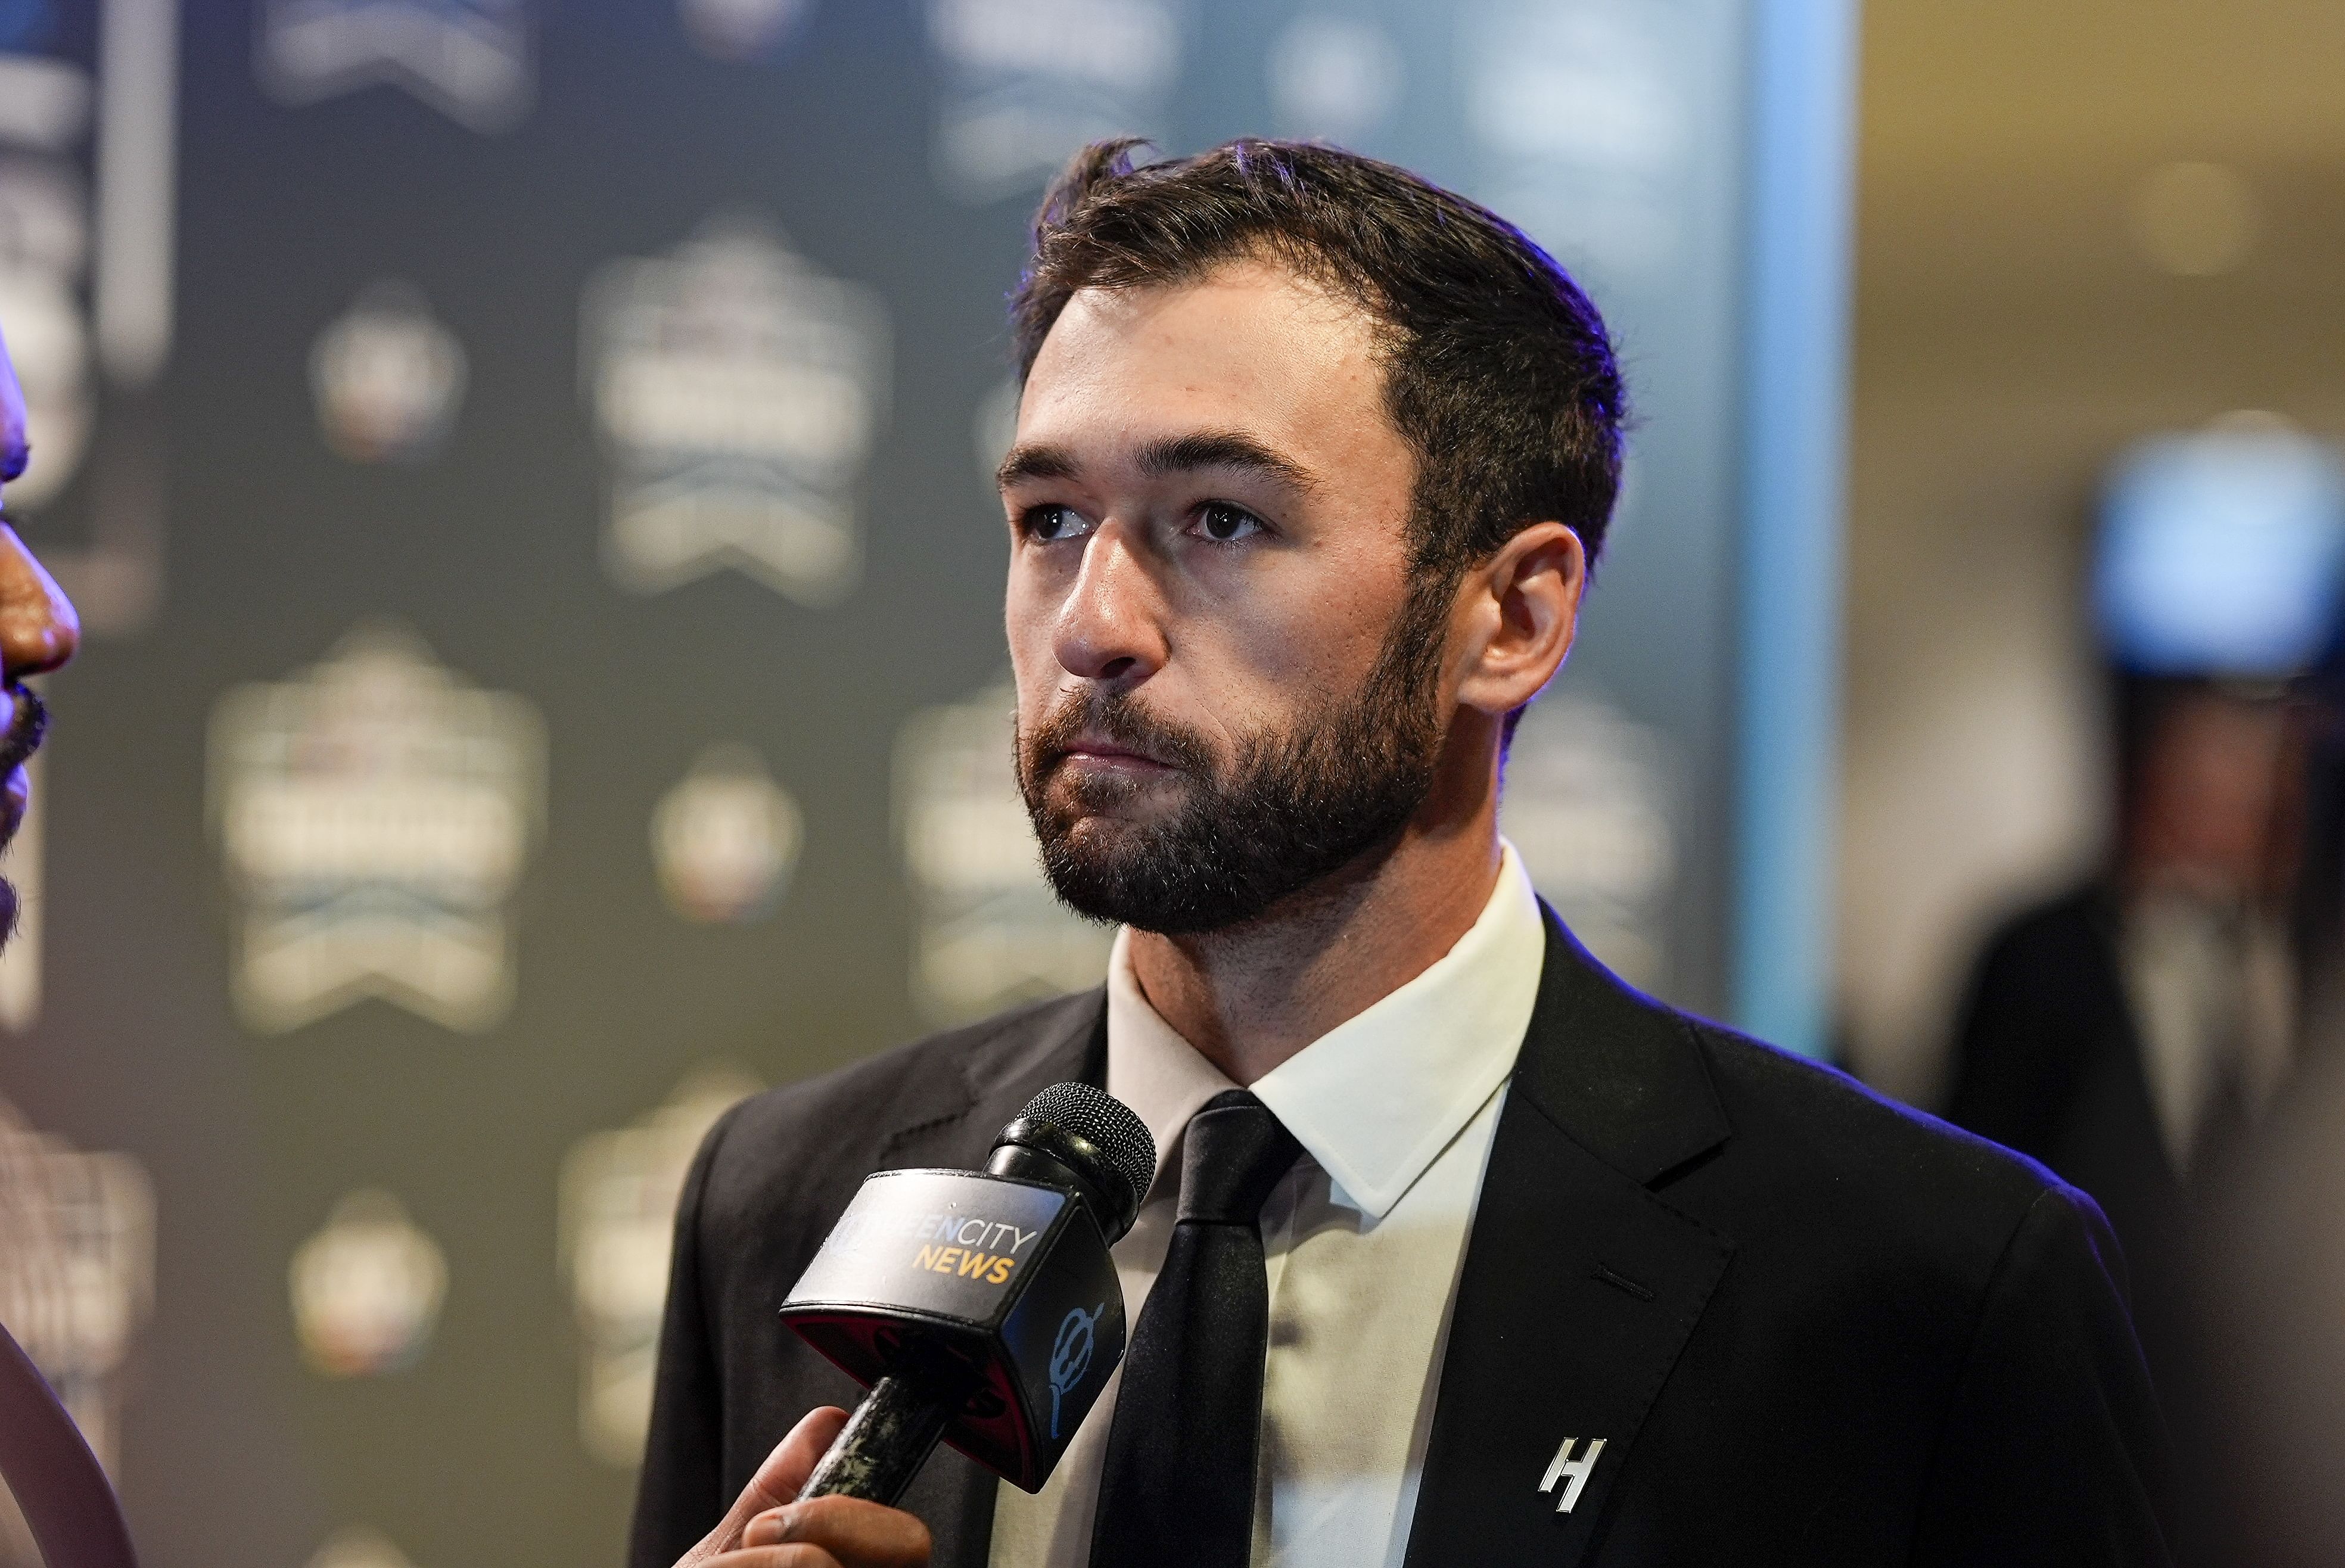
[1176,1090,1300,1225]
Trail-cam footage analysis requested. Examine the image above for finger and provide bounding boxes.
[702,1550,845,1568]
[677,1407,853,1566]
[741,1496,932,1564]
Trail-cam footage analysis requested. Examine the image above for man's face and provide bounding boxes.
[0,323,82,939]
[1000,260,1450,933]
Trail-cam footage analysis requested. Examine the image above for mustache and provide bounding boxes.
[1021,689,1218,782]
[0,685,48,775]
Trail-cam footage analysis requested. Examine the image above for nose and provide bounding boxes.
[1053,521,1165,689]
[0,524,79,682]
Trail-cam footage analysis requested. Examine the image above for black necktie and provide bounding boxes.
[1089,1088,1301,1568]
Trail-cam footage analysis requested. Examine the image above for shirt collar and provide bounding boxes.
[1105,842,1545,1222]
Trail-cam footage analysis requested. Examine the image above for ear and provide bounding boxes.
[1453,522,1584,720]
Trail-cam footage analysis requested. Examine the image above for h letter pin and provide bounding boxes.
[1538,1436,1606,1513]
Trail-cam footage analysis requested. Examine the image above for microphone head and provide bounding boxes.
[993,1082,1156,1244]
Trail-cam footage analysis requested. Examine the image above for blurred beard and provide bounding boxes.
[0,686,43,951]
[1016,584,1450,935]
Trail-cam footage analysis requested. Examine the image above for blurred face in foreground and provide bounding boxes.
[0,325,83,940]
[1000,259,1574,935]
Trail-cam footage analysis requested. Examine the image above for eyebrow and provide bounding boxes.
[996,430,1321,495]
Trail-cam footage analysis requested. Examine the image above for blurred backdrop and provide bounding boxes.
[0,2,1856,1566]
[11,1,2345,1564]
[1840,2,2345,1102]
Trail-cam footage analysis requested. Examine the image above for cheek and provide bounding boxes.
[1003,570,1053,670]
[1003,571,1065,725]
[1195,555,1404,688]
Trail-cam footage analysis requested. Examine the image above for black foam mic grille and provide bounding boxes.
[1019,1081,1157,1219]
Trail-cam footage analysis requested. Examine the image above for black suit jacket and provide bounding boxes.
[1943,888,2206,1389]
[631,910,2171,1566]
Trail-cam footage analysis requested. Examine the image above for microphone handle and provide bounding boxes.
[797,1371,959,1507]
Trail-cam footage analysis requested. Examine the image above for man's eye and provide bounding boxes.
[1195,503,1263,543]
[1023,505,1088,542]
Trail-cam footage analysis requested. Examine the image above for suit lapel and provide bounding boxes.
[876,990,1106,1568]
[1404,909,1735,1566]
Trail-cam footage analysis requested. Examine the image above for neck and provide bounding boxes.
[1124,733,1504,1085]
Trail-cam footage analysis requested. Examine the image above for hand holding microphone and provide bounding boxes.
[680,1082,1157,1568]
[677,1407,931,1568]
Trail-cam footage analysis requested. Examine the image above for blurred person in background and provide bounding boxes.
[1944,424,2345,1560]
[1945,674,2306,1385]
[0,323,130,1566]
[2175,640,2345,1567]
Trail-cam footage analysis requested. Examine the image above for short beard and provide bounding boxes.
[1016,579,1453,935]
[0,686,43,952]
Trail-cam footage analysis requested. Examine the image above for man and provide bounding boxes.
[635,140,2170,1568]
[0,323,133,1567]
[1948,679,2303,1413]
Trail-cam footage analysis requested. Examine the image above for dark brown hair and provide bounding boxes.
[1010,137,1628,578]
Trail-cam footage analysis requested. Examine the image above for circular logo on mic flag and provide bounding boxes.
[1047,1302,1103,1439]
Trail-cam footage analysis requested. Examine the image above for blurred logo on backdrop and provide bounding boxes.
[679,0,811,60]
[310,281,468,464]
[290,1189,447,1377]
[257,0,534,133]
[1500,692,1678,994]
[583,216,889,607]
[651,745,803,925]
[209,623,548,1034]
[1264,11,1403,144]
[926,0,1189,203]
[894,680,1111,1026]
[1458,0,1691,281]
[0,0,176,637]
[972,375,1021,489]
[306,1526,421,1568]
[0,1105,153,1563]
[560,1068,760,1466]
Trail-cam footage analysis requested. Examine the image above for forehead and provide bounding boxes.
[0,333,24,483]
[1016,261,1394,462]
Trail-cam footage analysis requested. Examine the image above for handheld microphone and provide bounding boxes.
[780,1081,1157,1505]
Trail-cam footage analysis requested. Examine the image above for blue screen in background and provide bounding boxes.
[2095,426,2345,678]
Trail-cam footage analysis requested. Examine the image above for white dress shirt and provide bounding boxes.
[989,844,1547,1567]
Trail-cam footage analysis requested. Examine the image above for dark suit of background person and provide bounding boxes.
[2148,649,2345,1567]
[1945,680,2305,1482]
[632,906,2171,1567]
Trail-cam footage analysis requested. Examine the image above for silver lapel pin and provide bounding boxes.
[1538,1436,1607,1513]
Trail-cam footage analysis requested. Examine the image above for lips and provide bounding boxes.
[1018,690,1217,810]
[1058,736,1175,769]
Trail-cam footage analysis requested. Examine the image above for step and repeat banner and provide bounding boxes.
[0,2,1801,1564]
